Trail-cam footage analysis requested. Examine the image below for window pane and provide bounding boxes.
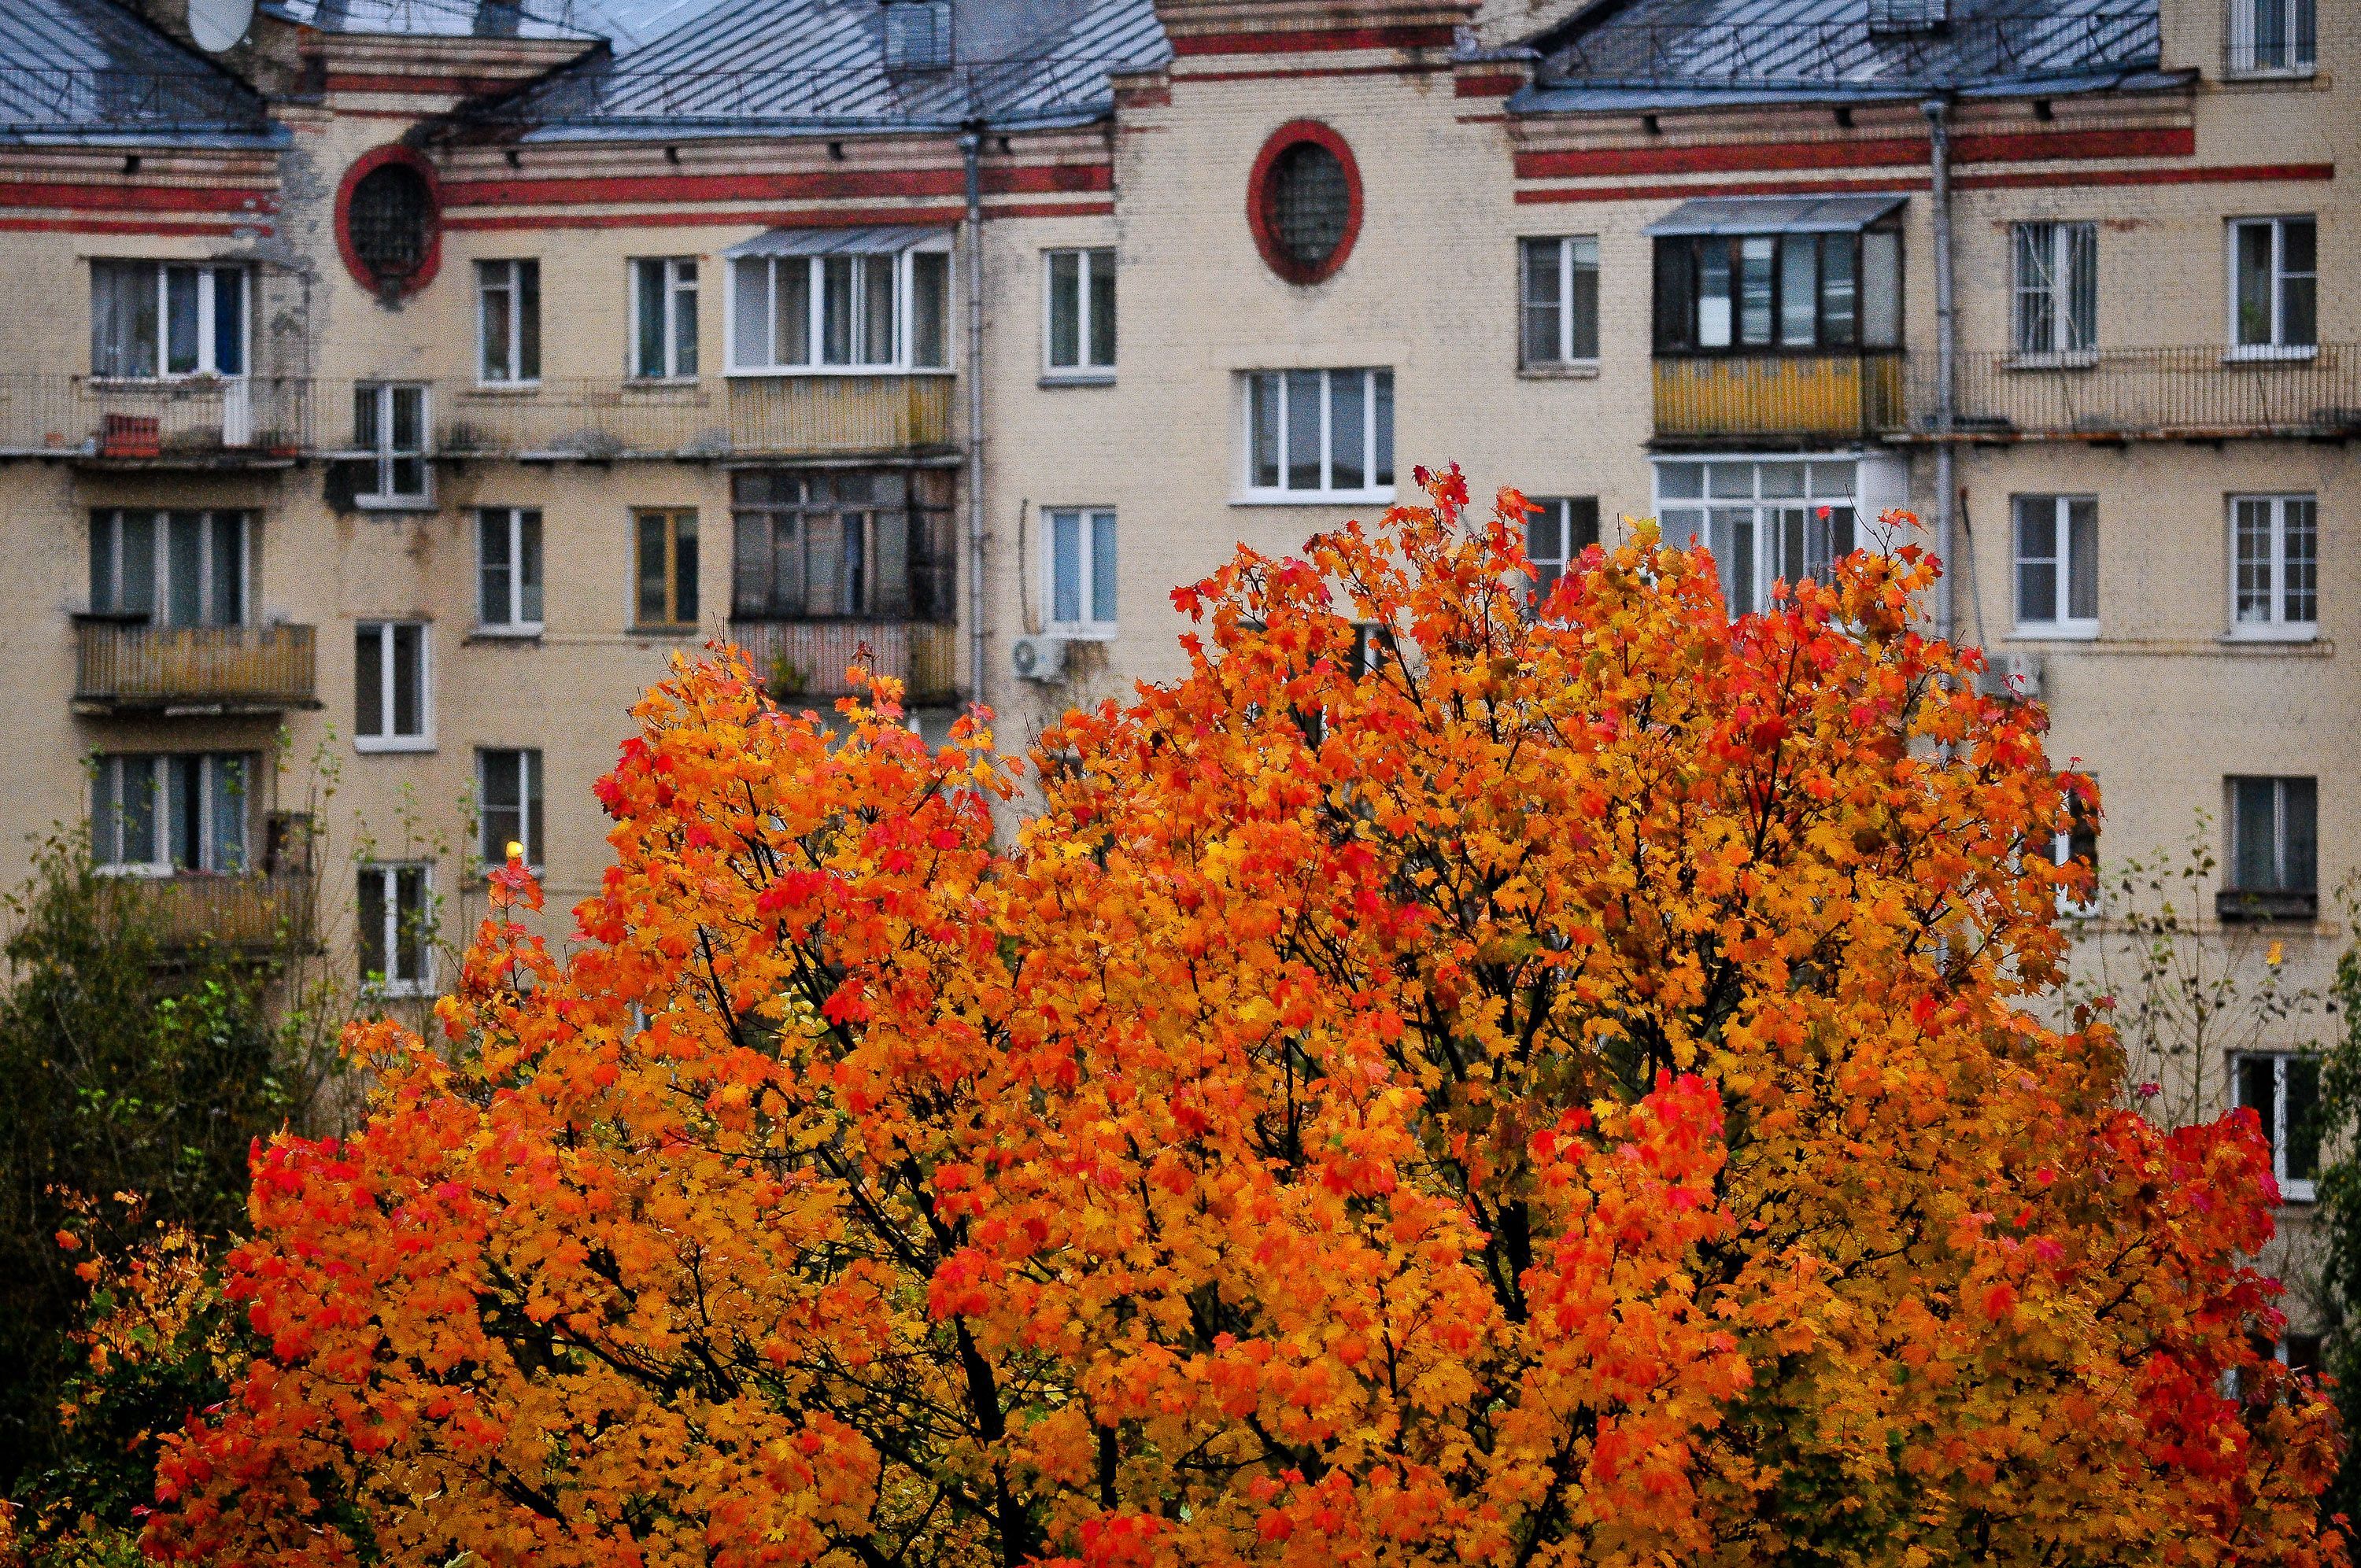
[2014,224,2053,356]
[674,261,698,376]
[2066,498,2097,622]
[822,256,854,365]
[209,754,246,872]
[480,267,510,378]
[391,386,422,453]
[2065,223,2097,352]
[1698,239,1731,348]
[210,511,243,625]
[2235,224,2274,346]
[1251,374,1279,489]
[1052,511,1081,624]
[165,265,200,374]
[1568,238,1598,360]
[356,625,383,736]
[1373,370,1393,488]
[1860,231,1901,348]
[91,759,119,866]
[391,622,422,736]
[1522,238,1562,365]
[1047,250,1081,368]
[395,866,427,984]
[525,751,543,867]
[636,257,666,376]
[2015,497,2057,623]
[911,252,948,368]
[2234,498,2273,622]
[1738,237,1775,345]
[167,755,198,871]
[1657,462,1704,500]
[1091,511,1118,625]
[733,256,771,368]
[1285,371,1321,491]
[2280,219,2315,347]
[1779,235,1816,347]
[517,261,540,378]
[355,384,379,449]
[360,871,387,983]
[2237,1054,2279,1145]
[2283,497,2316,622]
[861,254,896,365]
[2288,1057,2321,1181]
[637,514,669,624]
[1653,239,1694,352]
[1330,370,1365,491]
[166,511,203,629]
[482,751,519,864]
[519,511,544,624]
[2230,777,2276,890]
[1711,507,1756,615]
[674,513,699,622]
[89,512,116,614]
[781,259,812,366]
[122,757,157,865]
[2285,777,2317,891]
[91,260,157,378]
[479,511,510,624]
[119,511,155,617]
[1088,249,1116,368]
[212,267,244,375]
[1818,235,1857,349]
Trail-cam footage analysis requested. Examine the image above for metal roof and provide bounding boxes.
[262,0,742,50]
[726,222,953,253]
[468,0,1172,137]
[0,0,275,143]
[1644,192,1907,234]
[1523,0,2169,109]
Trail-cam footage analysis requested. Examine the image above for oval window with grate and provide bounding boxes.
[338,149,442,296]
[1250,124,1361,285]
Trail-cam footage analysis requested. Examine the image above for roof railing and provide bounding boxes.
[0,67,268,135]
[1543,10,2160,90]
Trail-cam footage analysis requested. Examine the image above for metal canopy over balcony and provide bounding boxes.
[73,619,320,717]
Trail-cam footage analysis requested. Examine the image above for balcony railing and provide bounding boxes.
[74,619,319,715]
[1902,346,2361,441]
[0,376,309,462]
[1653,353,1906,441]
[97,872,317,957]
[733,620,960,707]
[426,375,958,460]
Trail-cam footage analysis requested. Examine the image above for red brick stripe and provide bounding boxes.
[1513,126,2193,181]
[0,180,275,215]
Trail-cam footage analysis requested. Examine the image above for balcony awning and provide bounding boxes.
[725,225,954,258]
[1643,194,1908,236]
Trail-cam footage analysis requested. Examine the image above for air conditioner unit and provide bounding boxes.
[1977,653,2044,703]
[1011,634,1068,682]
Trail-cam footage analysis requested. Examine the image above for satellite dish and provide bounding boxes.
[188,0,254,52]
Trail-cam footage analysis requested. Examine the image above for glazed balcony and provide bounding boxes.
[415,374,958,461]
[0,375,309,465]
[733,620,960,707]
[1652,353,1906,442]
[1902,346,2361,443]
[73,618,320,716]
[97,871,317,957]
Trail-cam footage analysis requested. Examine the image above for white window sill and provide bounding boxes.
[2222,65,2318,83]
[2008,624,2100,642]
[1235,489,1398,507]
[1518,360,1601,380]
[725,365,953,378]
[95,863,180,880]
[470,380,542,394]
[624,375,700,389]
[354,495,434,513]
[1040,371,1117,387]
[2281,1182,2318,1206]
[87,372,249,387]
[2221,625,2319,644]
[368,979,436,1000]
[355,736,436,754]
[2225,345,2317,363]
[471,625,545,641]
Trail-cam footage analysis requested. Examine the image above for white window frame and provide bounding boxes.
[89,752,250,876]
[725,245,952,376]
[2226,0,2316,76]
[353,382,430,509]
[1042,247,1117,379]
[2226,216,2316,359]
[476,507,545,636]
[1519,235,1601,369]
[2010,220,2097,364]
[354,619,433,754]
[2231,1051,2319,1203]
[1240,368,1395,504]
[2011,493,2101,638]
[357,861,435,998]
[629,256,700,382]
[2228,493,2318,640]
[478,747,545,873]
[1043,507,1118,638]
[2052,777,2101,917]
[477,259,541,385]
[2226,774,2318,899]
[89,260,249,381]
[1651,456,1866,618]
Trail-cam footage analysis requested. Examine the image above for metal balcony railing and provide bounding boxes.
[96,872,317,957]
[1653,353,1907,440]
[1904,345,2361,441]
[74,620,320,716]
[0,376,310,462]
[733,619,960,706]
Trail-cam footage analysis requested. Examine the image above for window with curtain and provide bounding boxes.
[2228,0,2316,74]
[631,257,700,380]
[477,259,541,382]
[478,747,544,871]
[730,246,950,372]
[1044,508,1117,636]
[477,507,544,633]
[2230,216,2315,352]
[634,510,700,629]
[1044,248,1117,377]
[88,509,247,627]
[91,752,250,874]
[1520,237,1600,367]
[91,260,247,379]
[358,862,434,996]
[2230,494,2318,637]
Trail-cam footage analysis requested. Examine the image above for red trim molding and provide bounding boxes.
[334,143,442,297]
[1513,125,2194,182]
[1454,71,1524,98]
[1513,161,2332,204]
[1247,120,1362,286]
[0,180,274,215]
[1173,23,1456,55]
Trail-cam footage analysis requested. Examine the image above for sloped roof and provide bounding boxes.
[264,0,752,50]
[468,0,1171,137]
[0,0,275,142]
[1521,0,2171,110]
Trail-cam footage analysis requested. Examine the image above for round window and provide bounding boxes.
[1249,123,1362,285]
[337,149,442,296]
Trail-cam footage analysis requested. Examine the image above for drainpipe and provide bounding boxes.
[961,129,988,715]
[1923,95,1956,644]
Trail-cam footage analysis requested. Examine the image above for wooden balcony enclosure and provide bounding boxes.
[731,620,960,707]
[435,374,958,460]
[75,619,320,716]
[98,871,317,957]
[1653,353,1906,441]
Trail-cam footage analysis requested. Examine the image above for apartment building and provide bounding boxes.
[0,0,2350,1297]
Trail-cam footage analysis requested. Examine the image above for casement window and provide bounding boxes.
[1520,237,1600,367]
[631,257,699,380]
[90,260,247,379]
[91,752,250,874]
[477,507,544,634]
[88,509,247,627]
[2012,495,2099,635]
[1524,496,1601,604]
[478,747,544,871]
[2053,777,2100,917]
[634,510,700,630]
[2012,221,2097,360]
[352,382,430,507]
[730,468,956,621]
[2227,0,2316,74]
[2224,776,2317,919]
[1044,248,1116,378]
[357,862,433,997]
[727,244,951,373]
[1243,368,1395,502]
[2234,1052,2320,1201]
[1044,508,1117,636]
[2230,217,2316,355]
[1652,227,1897,354]
[355,621,430,751]
[2230,494,2318,638]
[1656,459,1860,617]
[477,259,541,383]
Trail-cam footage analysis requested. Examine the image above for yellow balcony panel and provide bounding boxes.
[727,374,956,457]
[75,620,320,716]
[1653,354,1905,440]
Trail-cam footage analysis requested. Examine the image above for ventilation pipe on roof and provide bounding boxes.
[963,129,988,716]
[1923,94,1956,645]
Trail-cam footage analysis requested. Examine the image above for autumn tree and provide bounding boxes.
[148,470,2341,1568]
